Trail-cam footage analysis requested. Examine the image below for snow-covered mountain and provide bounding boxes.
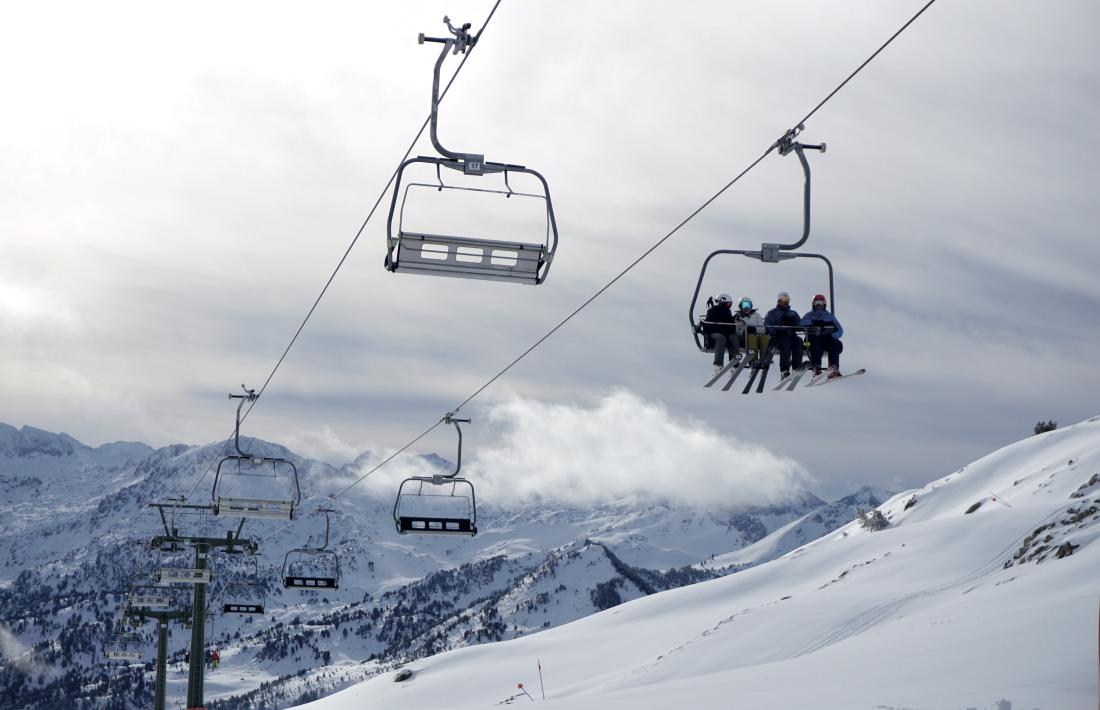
[0,422,851,709]
[292,415,1100,710]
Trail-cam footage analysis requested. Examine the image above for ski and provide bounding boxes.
[704,358,740,388]
[811,368,867,386]
[740,362,761,394]
[806,370,829,387]
[720,355,753,391]
[755,360,772,393]
[785,368,809,391]
[772,370,796,391]
[743,347,773,394]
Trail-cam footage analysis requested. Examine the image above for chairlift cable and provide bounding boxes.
[168,0,506,508]
[794,0,939,130]
[438,0,942,417]
[250,0,942,543]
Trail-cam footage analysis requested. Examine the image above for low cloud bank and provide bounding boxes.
[353,390,810,508]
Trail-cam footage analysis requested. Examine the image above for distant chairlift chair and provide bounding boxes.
[384,17,559,285]
[393,414,477,536]
[222,556,266,614]
[156,546,211,586]
[211,386,301,520]
[105,629,143,662]
[282,509,341,590]
[127,584,176,609]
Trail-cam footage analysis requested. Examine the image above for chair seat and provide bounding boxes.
[398,515,477,536]
[214,497,295,519]
[395,232,545,284]
[223,603,265,614]
[283,576,338,589]
[158,568,210,584]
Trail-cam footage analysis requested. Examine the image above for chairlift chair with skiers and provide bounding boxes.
[691,127,857,392]
[384,17,559,285]
[282,509,341,590]
[393,414,477,536]
[211,386,301,520]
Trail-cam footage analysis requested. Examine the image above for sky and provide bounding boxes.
[2,0,1099,502]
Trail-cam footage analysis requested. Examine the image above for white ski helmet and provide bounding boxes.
[716,293,733,305]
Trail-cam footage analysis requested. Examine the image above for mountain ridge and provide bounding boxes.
[0,420,863,709]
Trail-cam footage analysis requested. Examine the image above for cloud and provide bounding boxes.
[352,391,811,508]
[282,426,363,466]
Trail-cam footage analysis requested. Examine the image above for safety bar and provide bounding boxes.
[421,17,481,170]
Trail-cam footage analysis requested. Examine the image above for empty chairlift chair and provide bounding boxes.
[211,386,301,520]
[222,557,266,614]
[105,629,143,661]
[157,560,211,586]
[155,537,211,585]
[283,509,341,590]
[384,17,558,285]
[393,415,477,536]
[127,584,175,609]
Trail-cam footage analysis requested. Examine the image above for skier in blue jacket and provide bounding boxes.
[800,294,843,378]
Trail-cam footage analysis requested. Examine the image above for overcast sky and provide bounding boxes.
[2,0,1098,503]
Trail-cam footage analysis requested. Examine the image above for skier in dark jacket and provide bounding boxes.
[764,291,804,378]
[702,293,739,373]
[800,294,843,378]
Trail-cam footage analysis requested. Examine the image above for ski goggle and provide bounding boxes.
[739,300,753,309]
[813,299,826,307]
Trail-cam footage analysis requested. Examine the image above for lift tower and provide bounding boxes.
[150,500,257,710]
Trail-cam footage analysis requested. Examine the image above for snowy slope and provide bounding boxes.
[296,416,1100,710]
[703,484,893,571]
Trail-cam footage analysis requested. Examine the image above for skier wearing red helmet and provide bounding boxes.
[800,294,843,378]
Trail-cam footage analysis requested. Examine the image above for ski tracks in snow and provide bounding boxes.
[793,508,1068,658]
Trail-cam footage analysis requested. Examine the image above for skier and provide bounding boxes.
[733,297,766,361]
[764,291,805,378]
[800,294,843,378]
[702,293,739,373]
[211,650,220,670]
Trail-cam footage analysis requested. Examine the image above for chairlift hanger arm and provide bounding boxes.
[442,414,471,479]
[420,18,482,167]
[772,125,825,252]
[228,385,258,457]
